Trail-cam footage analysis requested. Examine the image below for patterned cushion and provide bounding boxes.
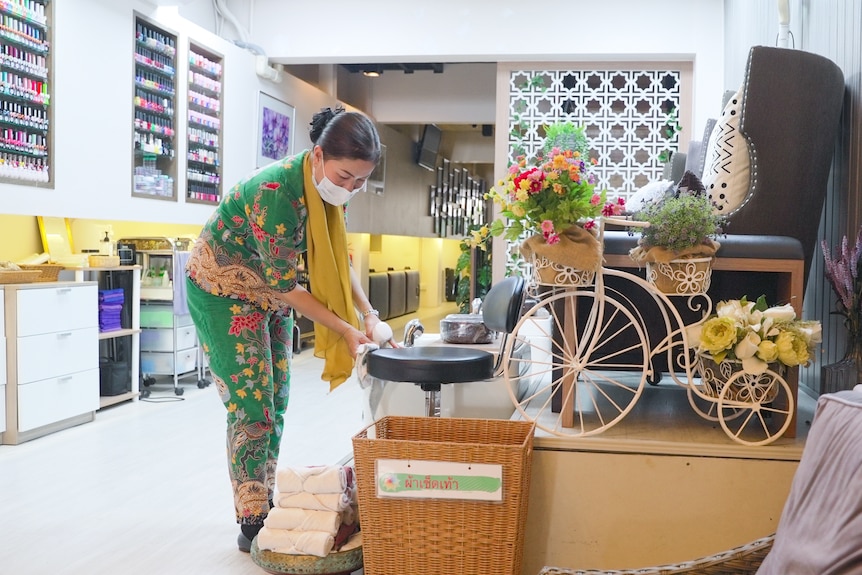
[702,88,751,217]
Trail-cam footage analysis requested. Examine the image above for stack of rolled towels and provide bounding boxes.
[257,465,359,558]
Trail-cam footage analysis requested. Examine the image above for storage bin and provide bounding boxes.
[140,325,197,352]
[141,348,197,375]
[99,357,131,396]
[352,416,535,575]
[140,304,193,328]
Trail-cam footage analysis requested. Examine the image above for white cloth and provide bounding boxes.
[263,507,342,535]
[256,526,335,558]
[276,465,354,495]
[276,491,353,512]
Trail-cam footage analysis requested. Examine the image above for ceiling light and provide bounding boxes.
[363,69,381,78]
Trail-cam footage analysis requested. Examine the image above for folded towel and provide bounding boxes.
[263,507,342,535]
[276,491,353,512]
[256,526,335,557]
[276,465,354,495]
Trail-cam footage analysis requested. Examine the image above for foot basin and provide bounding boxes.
[439,313,494,344]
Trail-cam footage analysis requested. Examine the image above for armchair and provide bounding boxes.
[538,387,862,574]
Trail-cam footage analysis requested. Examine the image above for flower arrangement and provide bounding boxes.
[689,295,822,375]
[629,190,724,263]
[484,122,625,245]
[821,226,862,340]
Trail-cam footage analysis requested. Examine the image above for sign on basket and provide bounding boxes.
[375,459,503,501]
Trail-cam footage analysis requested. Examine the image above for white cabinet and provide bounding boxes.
[3,282,99,445]
[0,288,6,435]
[70,266,142,409]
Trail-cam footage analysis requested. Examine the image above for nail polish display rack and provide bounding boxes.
[132,14,177,200]
[186,42,222,205]
[0,0,51,187]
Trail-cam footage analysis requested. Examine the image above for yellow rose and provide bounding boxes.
[775,331,809,367]
[510,203,526,217]
[756,340,779,363]
[699,317,738,355]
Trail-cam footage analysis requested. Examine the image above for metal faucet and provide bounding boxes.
[403,319,425,347]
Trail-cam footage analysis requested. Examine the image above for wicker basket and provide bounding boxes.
[352,416,535,575]
[19,264,63,282]
[0,270,42,284]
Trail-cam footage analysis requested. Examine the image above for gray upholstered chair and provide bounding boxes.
[538,387,862,574]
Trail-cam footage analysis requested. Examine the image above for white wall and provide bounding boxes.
[251,0,726,137]
[1,0,338,225]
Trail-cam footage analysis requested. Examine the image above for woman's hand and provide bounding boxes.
[342,326,373,358]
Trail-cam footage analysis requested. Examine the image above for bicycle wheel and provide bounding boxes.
[504,288,649,437]
[717,368,794,446]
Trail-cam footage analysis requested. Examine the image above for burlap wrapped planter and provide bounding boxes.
[646,257,712,295]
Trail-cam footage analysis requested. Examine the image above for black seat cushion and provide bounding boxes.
[366,347,494,388]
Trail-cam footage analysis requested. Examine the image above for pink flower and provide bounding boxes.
[590,194,602,206]
[546,233,560,245]
[583,220,596,230]
[540,220,555,234]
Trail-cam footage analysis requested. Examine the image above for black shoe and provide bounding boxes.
[237,532,253,553]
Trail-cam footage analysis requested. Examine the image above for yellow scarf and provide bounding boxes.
[302,154,359,391]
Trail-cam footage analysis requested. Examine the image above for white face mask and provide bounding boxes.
[314,158,366,205]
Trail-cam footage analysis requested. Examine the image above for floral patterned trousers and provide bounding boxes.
[186,278,293,526]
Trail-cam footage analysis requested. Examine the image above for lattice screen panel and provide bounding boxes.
[504,67,683,277]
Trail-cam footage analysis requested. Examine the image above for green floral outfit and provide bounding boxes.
[185,151,309,527]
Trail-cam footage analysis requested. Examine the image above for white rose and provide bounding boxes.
[799,322,823,344]
[734,330,761,359]
[762,304,796,322]
[685,324,702,348]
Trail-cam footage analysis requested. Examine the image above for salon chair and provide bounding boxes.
[365,276,526,417]
[600,45,845,393]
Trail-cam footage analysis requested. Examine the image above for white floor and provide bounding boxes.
[0,345,370,574]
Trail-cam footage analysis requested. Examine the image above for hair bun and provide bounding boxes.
[309,105,346,143]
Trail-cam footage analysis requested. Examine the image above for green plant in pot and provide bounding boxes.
[629,190,724,293]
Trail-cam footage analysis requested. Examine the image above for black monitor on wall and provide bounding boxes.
[416,124,441,171]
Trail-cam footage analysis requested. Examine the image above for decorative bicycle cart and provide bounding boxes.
[502,217,795,447]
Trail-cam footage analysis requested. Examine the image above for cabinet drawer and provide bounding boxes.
[140,304,193,329]
[17,369,99,432]
[17,327,98,384]
[0,383,5,434]
[16,284,97,336]
[0,288,5,336]
[141,325,197,352]
[0,335,5,386]
[142,348,197,375]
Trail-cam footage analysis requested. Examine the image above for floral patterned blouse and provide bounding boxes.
[186,151,309,312]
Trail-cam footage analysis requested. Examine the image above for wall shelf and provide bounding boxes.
[0,0,52,187]
[186,41,223,205]
[132,13,177,201]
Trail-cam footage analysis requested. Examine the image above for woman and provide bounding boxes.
[185,107,385,552]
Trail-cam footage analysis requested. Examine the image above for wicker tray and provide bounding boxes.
[0,270,42,284]
[353,416,535,575]
[19,264,63,282]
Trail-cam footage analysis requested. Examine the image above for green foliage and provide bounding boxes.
[658,107,682,164]
[635,193,723,252]
[455,229,492,313]
[542,122,589,158]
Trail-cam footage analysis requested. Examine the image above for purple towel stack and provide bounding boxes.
[99,288,125,332]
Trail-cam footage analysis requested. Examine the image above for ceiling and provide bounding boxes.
[340,63,445,75]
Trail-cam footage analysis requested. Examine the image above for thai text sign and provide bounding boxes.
[375,459,503,501]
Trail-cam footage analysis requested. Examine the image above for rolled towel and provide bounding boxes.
[276,465,354,495]
[256,526,335,558]
[263,507,342,535]
[276,491,353,512]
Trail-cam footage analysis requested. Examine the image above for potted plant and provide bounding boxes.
[629,189,723,294]
[481,122,625,286]
[821,226,862,389]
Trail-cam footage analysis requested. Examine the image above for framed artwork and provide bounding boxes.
[257,92,295,167]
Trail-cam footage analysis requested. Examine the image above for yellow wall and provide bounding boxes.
[0,214,203,263]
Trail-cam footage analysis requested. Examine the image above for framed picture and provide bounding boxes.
[257,92,295,167]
